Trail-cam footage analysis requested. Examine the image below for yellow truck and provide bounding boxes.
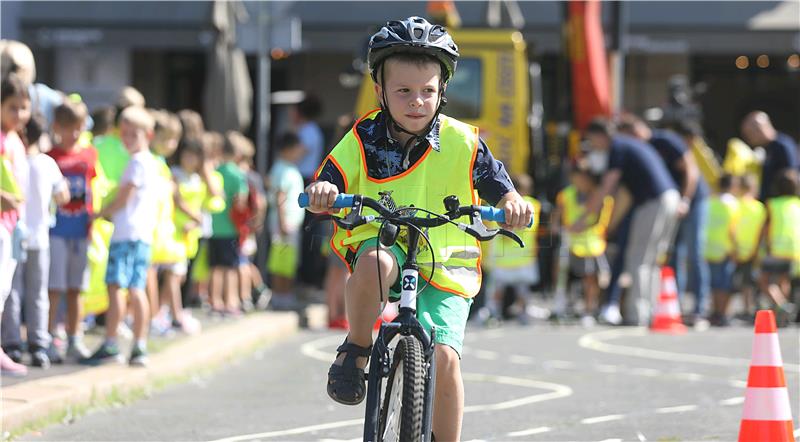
[354,28,535,176]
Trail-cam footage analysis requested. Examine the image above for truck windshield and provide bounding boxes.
[445,57,481,120]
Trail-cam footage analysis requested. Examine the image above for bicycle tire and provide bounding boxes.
[378,336,425,441]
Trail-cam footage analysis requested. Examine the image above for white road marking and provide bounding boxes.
[593,364,620,373]
[794,427,800,437]
[507,426,552,437]
[598,439,623,442]
[509,354,535,364]
[209,419,364,442]
[655,404,698,413]
[581,414,625,424]
[727,379,748,388]
[472,349,500,360]
[542,360,576,369]
[719,397,745,406]
[578,328,800,372]
[672,372,705,382]
[629,367,661,377]
[636,431,647,441]
[461,373,573,412]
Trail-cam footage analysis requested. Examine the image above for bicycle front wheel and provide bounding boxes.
[378,336,425,441]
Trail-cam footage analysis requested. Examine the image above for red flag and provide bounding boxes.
[569,0,611,130]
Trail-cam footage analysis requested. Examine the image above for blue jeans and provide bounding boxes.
[669,198,710,315]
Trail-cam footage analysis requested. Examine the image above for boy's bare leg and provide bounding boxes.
[238,263,252,306]
[335,248,397,368]
[223,268,240,311]
[105,284,123,339]
[65,289,82,336]
[209,267,224,310]
[432,345,463,441]
[325,265,348,322]
[163,270,184,322]
[128,288,150,340]
[146,267,160,319]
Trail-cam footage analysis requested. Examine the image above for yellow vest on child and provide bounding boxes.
[704,194,739,263]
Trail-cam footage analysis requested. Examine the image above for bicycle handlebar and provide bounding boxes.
[298,193,529,226]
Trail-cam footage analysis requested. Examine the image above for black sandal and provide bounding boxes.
[327,338,372,405]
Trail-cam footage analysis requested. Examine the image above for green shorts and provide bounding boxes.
[355,238,473,356]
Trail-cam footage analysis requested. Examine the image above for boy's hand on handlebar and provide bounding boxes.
[498,191,533,230]
[304,181,341,214]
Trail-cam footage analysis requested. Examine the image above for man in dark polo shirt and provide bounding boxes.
[577,118,680,326]
[741,111,799,201]
[619,116,711,325]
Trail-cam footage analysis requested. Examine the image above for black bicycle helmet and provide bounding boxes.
[368,16,459,83]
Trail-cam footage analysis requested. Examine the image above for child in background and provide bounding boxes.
[704,174,740,326]
[209,132,248,315]
[1,114,69,369]
[758,170,800,326]
[83,106,160,366]
[171,138,225,331]
[267,133,306,310]
[0,73,31,377]
[188,132,225,310]
[481,173,542,324]
[555,165,614,324]
[47,98,97,363]
[146,109,184,335]
[232,134,270,311]
[732,174,766,320]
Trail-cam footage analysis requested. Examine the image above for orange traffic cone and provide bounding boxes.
[738,310,796,441]
[650,266,687,334]
[373,302,398,330]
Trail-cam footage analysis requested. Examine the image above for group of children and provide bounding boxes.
[0,71,310,376]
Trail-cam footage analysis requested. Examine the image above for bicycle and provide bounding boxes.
[299,192,526,441]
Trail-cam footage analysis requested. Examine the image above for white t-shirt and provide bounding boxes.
[110,150,160,243]
[268,159,305,234]
[25,153,67,250]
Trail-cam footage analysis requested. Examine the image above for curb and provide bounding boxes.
[1,309,320,435]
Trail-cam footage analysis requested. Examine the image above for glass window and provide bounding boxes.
[445,58,481,120]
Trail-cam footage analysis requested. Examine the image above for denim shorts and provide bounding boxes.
[709,259,735,291]
[105,240,151,290]
[354,238,473,357]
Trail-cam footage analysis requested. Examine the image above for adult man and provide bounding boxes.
[579,118,680,325]
[740,111,798,201]
[619,116,710,325]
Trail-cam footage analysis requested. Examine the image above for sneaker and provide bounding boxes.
[30,348,51,369]
[4,346,23,363]
[240,298,255,314]
[175,314,202,335]
[129,345,149,367]
[150,318,176,338]
[46,342,64,364]
[254,287,272,310]
[0,350,27,377]
[580,315,597,328]
[80,343,122,366]
[66,340,91,362]
[599,304,623,325]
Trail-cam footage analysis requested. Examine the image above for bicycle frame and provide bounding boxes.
[363,227,437,442]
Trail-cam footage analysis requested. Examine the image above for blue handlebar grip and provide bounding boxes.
[298,193,355,209]
[478,207,534,227]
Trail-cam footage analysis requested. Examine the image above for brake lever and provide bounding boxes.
[331,196,376,230]
[498,229,525,248]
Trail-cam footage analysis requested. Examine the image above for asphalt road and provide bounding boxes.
[22,322,800,441]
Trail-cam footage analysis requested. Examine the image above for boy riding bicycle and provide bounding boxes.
[304,17,532,440]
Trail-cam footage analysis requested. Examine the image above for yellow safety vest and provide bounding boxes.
[174,170,226,259]
[487,196,540,269]
[766,196,800,260]
[325,109,482,298]
[151,157,185,265]
[559,186,613,257]
[734,197,766,262]
[704,194,739,262]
